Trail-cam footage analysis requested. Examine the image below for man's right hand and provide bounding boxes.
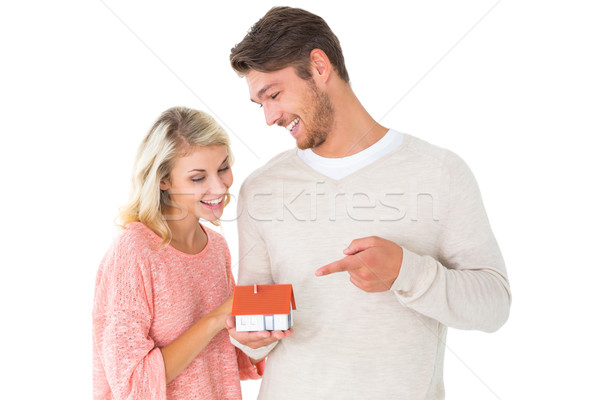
[225,316,293,349]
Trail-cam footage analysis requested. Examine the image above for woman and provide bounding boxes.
[92,106,262,399]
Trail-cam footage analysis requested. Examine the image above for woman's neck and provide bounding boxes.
[165,212,207,255]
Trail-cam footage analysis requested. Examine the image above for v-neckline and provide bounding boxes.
[291,134,411,184]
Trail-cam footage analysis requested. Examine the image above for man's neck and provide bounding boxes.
[312,85,388,158]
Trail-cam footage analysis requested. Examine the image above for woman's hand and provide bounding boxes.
[209,295,234,329]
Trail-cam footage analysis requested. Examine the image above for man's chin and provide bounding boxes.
[296,139,311,150]
[294,134,311,150]
[296,132,326,150]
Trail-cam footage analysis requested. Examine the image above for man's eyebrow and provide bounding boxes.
[251,83,278,103]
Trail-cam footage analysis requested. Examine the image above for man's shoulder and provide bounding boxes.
[402,133,469,171]
[241,148,297,189]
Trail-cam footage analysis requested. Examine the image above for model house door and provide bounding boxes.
[265,315,274,330]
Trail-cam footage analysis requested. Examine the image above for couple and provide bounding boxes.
[92,6,511,400]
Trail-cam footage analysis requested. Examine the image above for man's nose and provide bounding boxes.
[263,104,281,126]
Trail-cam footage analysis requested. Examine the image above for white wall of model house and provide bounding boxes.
[236,305,294,332]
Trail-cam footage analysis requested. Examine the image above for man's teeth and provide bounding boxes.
[200,197,223,206]
[286,117,300,132]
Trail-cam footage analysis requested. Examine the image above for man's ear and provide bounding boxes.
[160,178,171,191]
[310,49,331,82]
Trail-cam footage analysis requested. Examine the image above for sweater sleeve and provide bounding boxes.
[92,241,167,399]
[391,153,511,332]
[236,179,276,287]
[224,248,265,380]
[236,347,266,380]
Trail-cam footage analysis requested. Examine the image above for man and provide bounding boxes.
[226,6,510,399]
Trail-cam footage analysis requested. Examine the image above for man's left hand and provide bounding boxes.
[315,236,403,293]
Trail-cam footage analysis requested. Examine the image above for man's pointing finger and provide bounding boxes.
[315,256,361,277]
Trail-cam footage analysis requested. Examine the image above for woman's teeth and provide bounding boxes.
[200,197,223,206]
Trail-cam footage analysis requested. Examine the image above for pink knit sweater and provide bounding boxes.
[93,222,261,399]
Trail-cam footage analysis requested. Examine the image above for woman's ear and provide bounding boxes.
[160,179,171,191]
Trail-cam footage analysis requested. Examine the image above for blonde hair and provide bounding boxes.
[119,106,233,245]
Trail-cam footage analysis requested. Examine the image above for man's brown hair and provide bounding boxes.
[230,6,350,83]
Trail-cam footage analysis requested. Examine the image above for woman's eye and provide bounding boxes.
[191,177,205,182]
[218,166,230,173]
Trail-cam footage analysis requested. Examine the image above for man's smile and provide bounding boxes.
[286,117,300,136]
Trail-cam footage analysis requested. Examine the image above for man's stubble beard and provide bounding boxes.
[297,82,335,150]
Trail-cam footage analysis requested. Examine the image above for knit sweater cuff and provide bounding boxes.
[229,336,277,360]
[391,247,436,300]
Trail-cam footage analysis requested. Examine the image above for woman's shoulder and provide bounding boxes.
[122,221,157,242]
[94,223,159,317]
[100,222,158,271]
[116,222,158,253]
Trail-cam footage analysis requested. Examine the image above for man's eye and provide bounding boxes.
[271,92,280,100]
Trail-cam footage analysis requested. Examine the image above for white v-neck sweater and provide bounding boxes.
[233,134,510,399]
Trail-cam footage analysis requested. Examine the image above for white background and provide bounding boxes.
[1,1,598,398]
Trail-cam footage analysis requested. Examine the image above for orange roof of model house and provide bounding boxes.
[232,284,296,316]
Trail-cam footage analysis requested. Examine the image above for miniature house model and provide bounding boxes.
[232,284,296,332]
